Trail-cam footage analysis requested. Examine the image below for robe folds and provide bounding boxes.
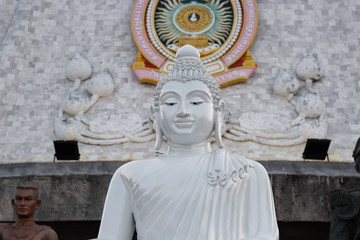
[97,149,279,240]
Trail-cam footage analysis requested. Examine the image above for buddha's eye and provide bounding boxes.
[165,102,177,106]
[163,97,178,106]
[189,96,204,106]
[191,101,203,105]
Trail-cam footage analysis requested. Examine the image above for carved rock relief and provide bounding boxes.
[54,53,327,147]
[224,54,327,146]
[54,53,155,145]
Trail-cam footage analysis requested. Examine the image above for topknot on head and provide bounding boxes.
[176,44,200,60]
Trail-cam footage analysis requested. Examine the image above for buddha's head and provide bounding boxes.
[152,44,225,150]
[11,185,41,218]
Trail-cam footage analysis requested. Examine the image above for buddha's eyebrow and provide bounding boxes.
[160,91,179,101]
[187,90,212,99]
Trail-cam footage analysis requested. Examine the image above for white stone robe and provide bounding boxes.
[97,149,279,240]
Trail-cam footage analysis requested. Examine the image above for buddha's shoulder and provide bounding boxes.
[116,157,163,174]
[228,151,269,174]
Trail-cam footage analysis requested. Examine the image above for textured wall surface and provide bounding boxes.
[0,0,359,163]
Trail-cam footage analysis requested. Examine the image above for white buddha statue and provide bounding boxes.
[96,45,279,240]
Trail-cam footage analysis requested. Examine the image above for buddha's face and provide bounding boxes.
[159,80,215,146]
[12,189,40,217]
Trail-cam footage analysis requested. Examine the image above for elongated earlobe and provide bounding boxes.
[215,101,225,148]
[151,105,163,151]
[154,116,163,151]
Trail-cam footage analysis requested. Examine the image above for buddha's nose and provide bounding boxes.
[176,111,190,117]
[176,101,190,117]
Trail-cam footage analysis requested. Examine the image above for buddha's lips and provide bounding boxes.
[174,122,194,128]
[173,120,194,123]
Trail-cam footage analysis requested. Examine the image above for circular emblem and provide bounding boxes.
[131,0,258,87]
[150,0,240,62]
[174,4,215,34]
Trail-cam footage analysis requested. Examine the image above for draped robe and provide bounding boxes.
[97,149,279,240]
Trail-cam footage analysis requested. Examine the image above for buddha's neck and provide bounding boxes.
[167,141,212,158]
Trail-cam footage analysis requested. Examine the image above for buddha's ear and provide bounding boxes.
[215,100,225,148]
[151,104,163,151]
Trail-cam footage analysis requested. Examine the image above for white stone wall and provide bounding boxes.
[0,0,359,163]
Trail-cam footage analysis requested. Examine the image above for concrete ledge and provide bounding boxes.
[0,161,358,222]
[261,161,359,221]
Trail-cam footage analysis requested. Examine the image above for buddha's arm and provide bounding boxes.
[97,168,135,240]
[246,162,279,240]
